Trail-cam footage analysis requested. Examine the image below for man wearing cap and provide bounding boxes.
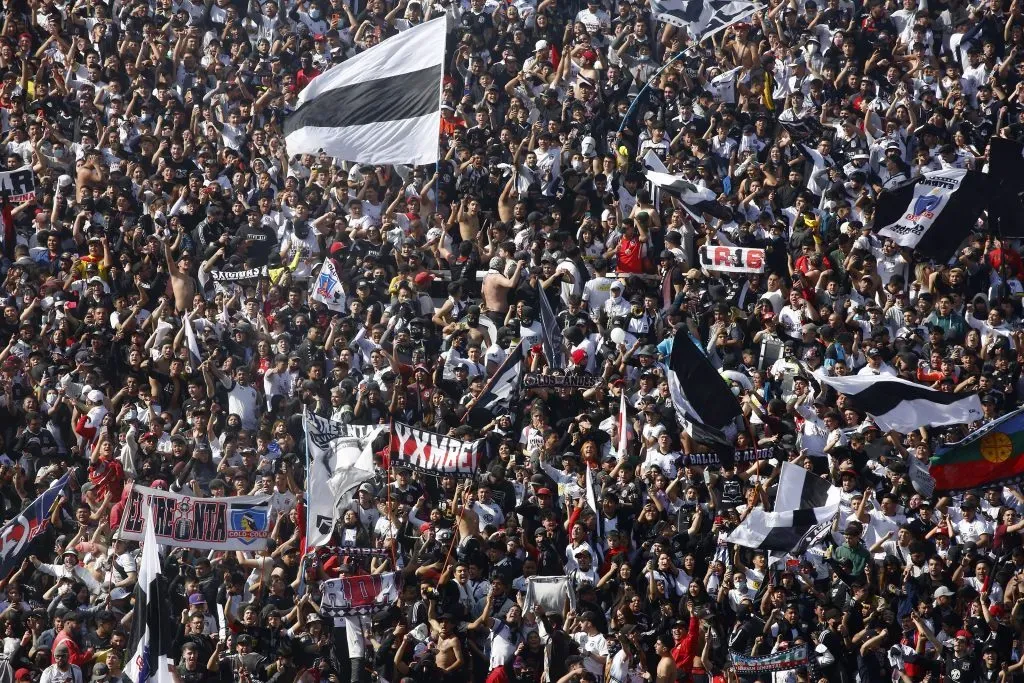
[832,521,869,577]
[30,549,102,595]
[41,641,83,683]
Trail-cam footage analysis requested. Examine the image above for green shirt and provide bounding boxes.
[833,541,870,576]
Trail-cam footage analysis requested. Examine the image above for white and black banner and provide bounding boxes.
[650,0,760,41]
[699,245,765,273]
[284,17,446,165]
[877,169,968,249]
[209,266,268,282]
[388,422,482,477]
[118,485,273,550]
[818,374,983,434]
[522,576,577,616]
[320,572,399,618]
[305,412,380,548]
[0,166,35,202]
[311,258,347,312]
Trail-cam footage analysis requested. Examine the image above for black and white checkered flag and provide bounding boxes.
[650,0,760,41]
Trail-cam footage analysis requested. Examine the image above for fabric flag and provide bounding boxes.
[727,464,840,553]
[616,391,629,461]
[650,0,759,41]
[907,453,936,498]
[707,66,743,104]
[818,374,982,434]
[389,422,482,477]
[666,328,743,467]
[522,576,577,616]
[476,341,526,413]
[0,471,72,580]
[585,464,599,516]
[183,311,202,368]
[929,408,1024,493]
[305,412,377,548]
[986,136,1024,237]
[874,169,987,261]
[643,168,732,221]
[536,283,565,368]
[730,645,809,674]
[320,573,399,618]
[284,17,446,165]
[311,258,348,312]
[125,509,173,683]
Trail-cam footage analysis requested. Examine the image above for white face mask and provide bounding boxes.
[572,159,584,171]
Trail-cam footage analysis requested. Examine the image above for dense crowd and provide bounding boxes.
[3,0,1024,681]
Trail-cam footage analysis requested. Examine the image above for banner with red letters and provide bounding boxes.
[699,245,765,274]
[388,422,482,477]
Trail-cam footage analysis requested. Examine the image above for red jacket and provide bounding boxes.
[671,616,700,675]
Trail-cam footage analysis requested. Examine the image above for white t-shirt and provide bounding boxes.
[572,631,608,677]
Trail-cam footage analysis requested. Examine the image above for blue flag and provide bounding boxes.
[0,471,72,579]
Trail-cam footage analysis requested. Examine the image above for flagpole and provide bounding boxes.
[616,49,689,137]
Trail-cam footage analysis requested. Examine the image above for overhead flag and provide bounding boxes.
[284,17,446,165]
[311,258,348,312]
[818,375,983,434]
[476,341,526,414]
[125,509,173,683]
[643,168,732,221]
[183,311,202,368]
[389,422,482,477]
[929,408,1024,493]
[305,412,378,548]
[650,0,760,41]
[874,168,988,260]
[536,283,565,368]
[666,328,743,467]
[320,573,399,618]
[727,463,840,553]
[0,471,71,580]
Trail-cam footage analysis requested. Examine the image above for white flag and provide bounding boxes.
[311,258,348,312]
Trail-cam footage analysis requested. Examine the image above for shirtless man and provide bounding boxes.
[655,634,678,683]
[164,240,196,313]
[431,612,465,680]
[481,257,524,323]
[724,22,761,69]
[456,196,482,242]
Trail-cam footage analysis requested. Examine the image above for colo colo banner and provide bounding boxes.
[0,471,71,579]
[699,245,765,274]
[0,165,35,202]
[729,645,808,674]
[681,446,774,468]
[210,266,268,282]
[522,372,603,389]
[320,572,399,618]
[877,169,965,248]
[389,422,482,477]
[119,485,273,550]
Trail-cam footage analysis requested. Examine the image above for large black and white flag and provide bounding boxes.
[643,167,733,221]
[667,330,743,467]
[818,374,983,434]
[284,17,446,165]
[125,510,173,683]
[537,283,565,368]
[476,341,526,414]
[650,0,759,41]
[728,463,840,553]
[874,168,987,260]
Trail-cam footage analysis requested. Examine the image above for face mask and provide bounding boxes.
[807,43,819,54]
[924,75,935,84]
[46,392,57,404]
[571,159,584,171]
[309,8,320,18]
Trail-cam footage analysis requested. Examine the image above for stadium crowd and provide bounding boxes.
[2,0,1024,681]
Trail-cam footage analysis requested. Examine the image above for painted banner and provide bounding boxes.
[209,266,268,282]
[118,485,272,550]
[522,372,604,389]
[680,446,774,468]
[699,245,765,273]
[0,165,35,202]
[389,422,482,477]
[729,645,808,673]
[320,572,399,618]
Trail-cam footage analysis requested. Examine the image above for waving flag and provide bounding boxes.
[0,471,71,579]
[930,408,1024,493]
[125,509,173,683]
[284,17,446,165]
[536,283,565,368]
[183,311,202,368]
[650,0,760,41]
[311,258,348,312]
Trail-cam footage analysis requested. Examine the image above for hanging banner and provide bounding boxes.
[0,165,35,202]
[320,572,400,618]
[699,245,765,273]
[729,645,808,674]
[522,372,604,389]
[681,446,775,468]
[210,266,268,282]
[118,485,273,550]
[389,421,482,477]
